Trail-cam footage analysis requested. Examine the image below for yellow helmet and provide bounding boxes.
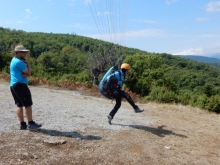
[121,63,131,70]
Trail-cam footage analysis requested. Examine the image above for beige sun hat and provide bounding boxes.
[12,45,29,54]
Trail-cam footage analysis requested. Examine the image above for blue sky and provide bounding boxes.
[0,0,220,57]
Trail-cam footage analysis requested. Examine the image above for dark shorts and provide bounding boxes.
[10,83,33,107]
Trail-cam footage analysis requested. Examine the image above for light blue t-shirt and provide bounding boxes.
[10,57,28,86]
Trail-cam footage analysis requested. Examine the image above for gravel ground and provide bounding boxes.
[1,82,220,165]
[0,83,151,134]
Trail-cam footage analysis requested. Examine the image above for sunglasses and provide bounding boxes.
[20,51,27,55]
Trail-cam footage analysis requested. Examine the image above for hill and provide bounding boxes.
[178,55,220,68]
[178,55,220,63]
[1,27,220,113]
[210,54,220,59]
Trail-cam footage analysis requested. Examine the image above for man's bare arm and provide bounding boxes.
[22,60,31,77]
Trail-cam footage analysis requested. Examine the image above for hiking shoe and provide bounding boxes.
[20,123,27,130]
[108,115,113,125]
[134,107,144,113]
[28,121,42,130]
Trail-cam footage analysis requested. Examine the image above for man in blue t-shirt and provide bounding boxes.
[10,45,42,130]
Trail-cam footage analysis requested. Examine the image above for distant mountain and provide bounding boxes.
[178,55,220,63]
[210,55,220,59]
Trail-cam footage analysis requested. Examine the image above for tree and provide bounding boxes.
[86,44,117,85]
[37,52,55,72]
[124,54,170,96]
[204,84,215,97]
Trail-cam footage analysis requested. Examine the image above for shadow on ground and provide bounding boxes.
[113,123,187,138]
[30,129,102,140]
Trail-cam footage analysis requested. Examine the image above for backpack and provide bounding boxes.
[99,66,121,99]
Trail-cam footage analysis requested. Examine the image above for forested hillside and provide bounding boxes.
[179,55,220,63]
[1,27,220,113]
[178,55,220,68]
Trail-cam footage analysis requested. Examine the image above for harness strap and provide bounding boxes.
[114,70,122,81]
[119,70,122,81]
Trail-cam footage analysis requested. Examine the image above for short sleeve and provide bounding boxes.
[16,60,27,72]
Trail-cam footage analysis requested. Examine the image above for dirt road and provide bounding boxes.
[0,82,220,165]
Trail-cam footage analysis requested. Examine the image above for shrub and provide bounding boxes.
[147,86,177,103]
[196,94,209,109]
[206,95,220,113]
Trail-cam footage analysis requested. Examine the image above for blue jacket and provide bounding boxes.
[114,70,125,88]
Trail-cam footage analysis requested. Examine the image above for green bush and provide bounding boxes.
[196,94,209,109]
[177,93,191,105]
[54,70,91,83]
[206,95,220,113]
[0,52,12,72]
[124,54,170,96]
[147,86,177,103]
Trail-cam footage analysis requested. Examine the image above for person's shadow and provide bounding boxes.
[113,123,187,138]
[30,129,102,140]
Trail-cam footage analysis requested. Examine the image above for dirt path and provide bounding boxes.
[0,82,220,165]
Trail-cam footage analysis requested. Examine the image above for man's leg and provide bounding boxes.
[22,85,41,129]
[24,106,33,122]
[25,106,42,129]
[11,86,27,129]
[109,97,121,118]
[120,90,137,109]
[108,97,121,124]
[16,106,28,129]
[16,107,25,122]
[120,90,144,113]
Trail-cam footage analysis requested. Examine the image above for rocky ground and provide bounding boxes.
[0,81,220,165]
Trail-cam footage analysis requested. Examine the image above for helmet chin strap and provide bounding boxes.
[121,69,127,74]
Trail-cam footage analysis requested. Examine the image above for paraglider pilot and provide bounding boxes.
[108,63,144,125]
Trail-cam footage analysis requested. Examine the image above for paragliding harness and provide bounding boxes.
[98,66,122,99]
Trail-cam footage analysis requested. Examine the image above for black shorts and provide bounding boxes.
[10,83,33,107]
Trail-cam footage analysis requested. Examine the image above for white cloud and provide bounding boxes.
[71,13,90,17]
[25,9,32,19]
[206,1,220,12]
[25,9,32,14]
[133,19,157,24]
[125,29,164,38]
[5,21,24,24]
[104,11,110,15]
[88,28,165,42]
[24,9,39,20]
[97,12,102,16]
[68,0,76,6]
[97,11,111,16]
[200,34,218,38]
[84,0,91,5]
[174,44,220,56]
[166,0,178,5]
[174,48,203,55]
[196,17,209,22]
[33,16,40,20]
[72,23,84,29]
[142,20,157,24]
[66,23,95,30]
